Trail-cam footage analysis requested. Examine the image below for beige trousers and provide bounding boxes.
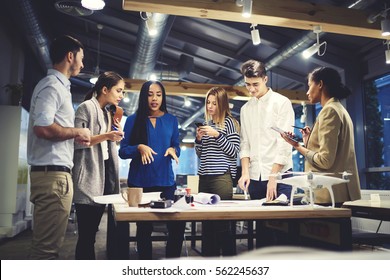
[29,171,73,259]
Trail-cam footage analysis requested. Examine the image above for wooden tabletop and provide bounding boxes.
[113,201,351,222]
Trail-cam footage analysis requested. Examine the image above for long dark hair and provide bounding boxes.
[130,80,168,145]
[84,71,124,101]
[309,67,352,99]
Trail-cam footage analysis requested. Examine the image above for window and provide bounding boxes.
[363,74,390,190]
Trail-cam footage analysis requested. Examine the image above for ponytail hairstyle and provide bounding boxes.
[309,67,352,99]
[84,71,124,101]
[204,87,240,132]
[129,80,168,145]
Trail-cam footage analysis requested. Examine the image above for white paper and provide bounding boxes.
[193,192,221,204]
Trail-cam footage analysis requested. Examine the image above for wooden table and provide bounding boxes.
[107,201,352,259]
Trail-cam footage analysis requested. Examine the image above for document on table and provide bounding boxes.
[193,192,221,204]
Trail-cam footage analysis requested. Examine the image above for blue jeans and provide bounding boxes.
[248,171,292,200]
[247,171,292,248]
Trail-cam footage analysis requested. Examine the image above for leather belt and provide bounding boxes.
[31,165,71,173]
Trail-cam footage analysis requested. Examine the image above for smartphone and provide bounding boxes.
[270,126,299,143]
[195,122,204,127]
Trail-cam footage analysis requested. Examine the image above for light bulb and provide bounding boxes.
[302,43,319,59]
[385,49,390,64]
[251,28,261,45]
[81,0,105,11]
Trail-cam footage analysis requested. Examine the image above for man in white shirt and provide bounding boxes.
[238,59,294,246]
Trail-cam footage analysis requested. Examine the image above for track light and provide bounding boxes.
[302,26,327,59]
[236,0,252,18]
[250,24,261,45]
[184,97,192,107]
[81,0,105,11]
[367,7,390,37]
[385,41,390,64]
[382,18,390,36]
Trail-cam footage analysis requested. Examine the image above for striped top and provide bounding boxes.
[195,117,240,178]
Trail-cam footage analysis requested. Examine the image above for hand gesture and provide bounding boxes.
[164,147,179,164]
[138,144,157,165]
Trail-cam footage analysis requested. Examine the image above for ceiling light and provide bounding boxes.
[302,25,327,59]
[184,97,192,107]
[81,0,105,11]
[89,76,98,84]
[236,0,252,18]
[250,24,260,45]
[367,7,390,37]
[381,18,390,36]
[386,49,390,64]
[385,41,390,64]
[149,73,158,81]
[302,44,320,59]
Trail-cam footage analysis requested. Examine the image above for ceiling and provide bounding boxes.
[2,0,389,138]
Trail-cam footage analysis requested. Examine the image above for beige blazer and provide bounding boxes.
[305,98,361,204]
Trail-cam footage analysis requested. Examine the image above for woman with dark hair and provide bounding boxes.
[119,80,185,259]
[282,67,361,205]
[73,71,125,259]
[195,87,240,256]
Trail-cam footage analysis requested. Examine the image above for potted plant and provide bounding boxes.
[3,82,23,106]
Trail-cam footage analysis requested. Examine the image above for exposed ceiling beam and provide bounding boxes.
[122,0,383,39]
[124,79,307,103]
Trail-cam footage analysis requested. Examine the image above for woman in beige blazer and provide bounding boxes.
[282,67,361,205]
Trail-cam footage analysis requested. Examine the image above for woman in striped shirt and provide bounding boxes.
[195,87,240,256]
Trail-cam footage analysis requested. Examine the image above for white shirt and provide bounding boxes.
[239,88,294,181]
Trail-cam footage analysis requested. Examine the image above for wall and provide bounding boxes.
[0,22,24,106]
[0,106,31,239]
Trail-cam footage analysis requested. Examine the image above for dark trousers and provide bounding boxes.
[74,203,106,259]
[248,173,292,248]
[136,185,186,259]
[199,173,235,256]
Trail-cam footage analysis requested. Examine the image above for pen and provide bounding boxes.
[292,125,304,130]
[112,125,118,131]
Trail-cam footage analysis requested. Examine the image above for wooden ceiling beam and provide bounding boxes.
[124,79,307,104]
[122,0,383,39]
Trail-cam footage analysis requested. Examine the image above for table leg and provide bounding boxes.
[106,204,130,259]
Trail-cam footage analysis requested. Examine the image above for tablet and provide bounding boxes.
[270,126,299,143]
